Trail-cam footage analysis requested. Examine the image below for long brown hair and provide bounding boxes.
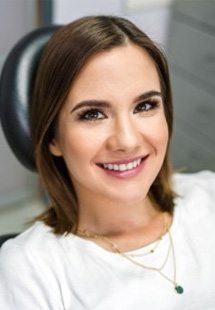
[31,15,175,234]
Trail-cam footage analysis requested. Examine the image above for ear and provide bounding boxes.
[49,139,62,157]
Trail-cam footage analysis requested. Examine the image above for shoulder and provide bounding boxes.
[0,221,66,263]
[173,170,215,197]
[0,222,67,308]
[1,221,54,250]
[172,170,215,220]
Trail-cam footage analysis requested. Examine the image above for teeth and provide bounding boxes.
[127,162,133,170]
[102,158,142,171]
[113,164,119,171]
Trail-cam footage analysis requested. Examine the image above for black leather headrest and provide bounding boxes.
[0,26,60,171]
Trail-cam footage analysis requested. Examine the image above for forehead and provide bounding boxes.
[66,43,160,105]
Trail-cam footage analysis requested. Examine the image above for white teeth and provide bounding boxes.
[103,163,115,170]
[127,162,133,170]
[119,164,126,171]
[113,164,119,171]
[102,158,142,171]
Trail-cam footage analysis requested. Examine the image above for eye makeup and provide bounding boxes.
[71,90,163,122]
[134,97,161,114]
[77,108,107,121]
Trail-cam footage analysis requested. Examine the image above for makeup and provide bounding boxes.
[98,155,149,179]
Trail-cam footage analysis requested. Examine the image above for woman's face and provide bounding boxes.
[49,43,169,205]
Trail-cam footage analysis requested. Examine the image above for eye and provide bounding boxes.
[134,99,159,113]
[78,109,106,121]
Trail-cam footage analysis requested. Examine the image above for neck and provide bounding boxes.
[77,194,163,238]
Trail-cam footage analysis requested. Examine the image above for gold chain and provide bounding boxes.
[78,212,167,255]
[129,212,166,257]
[77,212,184,294]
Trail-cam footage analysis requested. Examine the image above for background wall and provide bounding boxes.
[53,0,171,46]
[168,0,215,172]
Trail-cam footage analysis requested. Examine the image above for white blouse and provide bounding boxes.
[0,170,215,309]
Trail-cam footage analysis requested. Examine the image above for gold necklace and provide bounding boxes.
[77,213,184,294]
[128,212,166,257]
[78,211,167,256]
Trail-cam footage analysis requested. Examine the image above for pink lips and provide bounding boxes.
[98,155,149,179]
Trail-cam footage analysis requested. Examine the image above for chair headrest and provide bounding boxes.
[0,26,61,171]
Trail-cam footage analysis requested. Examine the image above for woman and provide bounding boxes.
[0,15,215,309]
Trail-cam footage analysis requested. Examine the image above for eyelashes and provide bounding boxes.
[76,99,161,122]
[77,109,106,121]
[134,99,160,114]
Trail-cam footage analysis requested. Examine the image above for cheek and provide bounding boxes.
[141,115,169,151]
[156,120,169,151]
[157,119,169,147]
[60,128,105,165]
[157,123,169,158]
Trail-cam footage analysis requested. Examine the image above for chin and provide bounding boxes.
[105,187,149,205]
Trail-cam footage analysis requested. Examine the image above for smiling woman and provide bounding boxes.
[31,16,174,237]
[48,43,169,222]
[0,15,215,310]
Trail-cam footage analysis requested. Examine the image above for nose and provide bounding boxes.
[106,115,142,153]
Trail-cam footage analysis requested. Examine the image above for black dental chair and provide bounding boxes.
[0,25,60,247]
[0,234,18,248]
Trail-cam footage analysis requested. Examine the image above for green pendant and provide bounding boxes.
[175,285,184,294]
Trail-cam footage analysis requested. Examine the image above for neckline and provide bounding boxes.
[67,209,179,258]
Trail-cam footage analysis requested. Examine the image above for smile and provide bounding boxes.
[98,156,148,172]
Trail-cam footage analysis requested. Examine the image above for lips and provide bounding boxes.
[97,156,148,172]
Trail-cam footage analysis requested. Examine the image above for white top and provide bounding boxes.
[0,171,215,309]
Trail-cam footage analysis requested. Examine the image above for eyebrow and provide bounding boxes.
[134,90,162,102]
[70,90,162,113]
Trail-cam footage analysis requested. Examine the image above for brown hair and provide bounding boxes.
[31,15,175,234]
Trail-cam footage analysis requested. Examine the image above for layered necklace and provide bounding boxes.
[77,212,184,294]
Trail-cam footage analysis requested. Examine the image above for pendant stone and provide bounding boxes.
[175,285,184,294]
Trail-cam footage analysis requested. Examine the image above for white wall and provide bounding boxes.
[53,0,171,46]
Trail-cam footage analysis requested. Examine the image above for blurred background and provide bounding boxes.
[0,0,214,234]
